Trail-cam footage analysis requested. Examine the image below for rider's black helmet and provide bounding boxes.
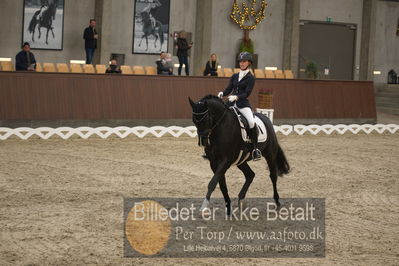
[237,52,253,63]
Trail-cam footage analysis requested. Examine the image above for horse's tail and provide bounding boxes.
[51,3,57,20]
[28,11,39,33]
[276,143,290,176]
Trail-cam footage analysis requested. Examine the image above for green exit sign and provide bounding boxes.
[326,17,332,23]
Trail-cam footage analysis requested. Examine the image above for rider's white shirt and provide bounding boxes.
[238,69,249,82]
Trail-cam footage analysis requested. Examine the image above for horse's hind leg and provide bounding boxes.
[237,162,255,202]
[154,34,158,49]
[265,153,280,206]
[38,26,41,39]
[51,27,55,38]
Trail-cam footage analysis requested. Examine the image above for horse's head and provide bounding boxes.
[188,95,227,146]
[42,1,57,20]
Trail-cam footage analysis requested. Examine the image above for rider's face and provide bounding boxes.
[23,45,30,52]
[239,60,250,70]
[90,21,96,27]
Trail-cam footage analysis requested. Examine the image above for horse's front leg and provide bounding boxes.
[218,175,232,216]
[38,26,41,39]
[32,27,35,42]
[138,35,145,47]
[51,27,55,38]
[46,28,50,44]
[145,36,149,51]
[200,160,229,212]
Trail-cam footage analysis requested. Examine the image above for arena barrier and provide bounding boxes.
[0,124,398,140]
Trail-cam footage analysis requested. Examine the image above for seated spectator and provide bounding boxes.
[156,52,173,75]
[16,42,36,71]
[203,53,219,76]
[106,59,121,74]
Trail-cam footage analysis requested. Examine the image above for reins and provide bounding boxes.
[194,108,228,142]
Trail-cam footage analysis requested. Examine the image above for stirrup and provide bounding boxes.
[252,148,262,161]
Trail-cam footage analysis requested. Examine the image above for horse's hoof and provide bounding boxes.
[238,198,247,210]
[199,198,210,212]
[225,203,232,216]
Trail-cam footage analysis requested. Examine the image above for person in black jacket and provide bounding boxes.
[15,42,36,71]
[217,52,262,161]
[156,52,173,75]
[176,31,192,76]
[203,53,219,76]
[83,19,98,64]
[106,59,121,74]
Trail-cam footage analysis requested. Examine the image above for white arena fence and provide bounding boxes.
[0,124,398,140]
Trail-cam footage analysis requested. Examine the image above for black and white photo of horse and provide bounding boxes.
[133,0,170,54]
[22,0,64,50]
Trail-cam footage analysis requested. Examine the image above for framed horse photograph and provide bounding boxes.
[22,0,65,50]
[132,0,170,54]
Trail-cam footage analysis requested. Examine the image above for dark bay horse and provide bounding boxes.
[28,1,58,45]
[138,11,164,51]
[189,95,290,215]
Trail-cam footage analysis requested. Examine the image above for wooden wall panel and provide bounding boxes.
[0,72,376,120]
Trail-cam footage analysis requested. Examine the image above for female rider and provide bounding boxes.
[217,52,262,161]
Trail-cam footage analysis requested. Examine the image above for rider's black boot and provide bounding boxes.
[250,127,262,161]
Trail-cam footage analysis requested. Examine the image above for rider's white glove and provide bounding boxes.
[218,92,224,99]
[228,95,238,102]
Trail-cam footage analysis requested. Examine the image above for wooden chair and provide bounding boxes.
[96,64,106,74]
[284,70,294,79]
[0,61,14,71]
[56,63,69,73]
[223,68,234,77]
[83,64,95,74]
[132,66,145,75]
[265,70,275,79]
[145,66,157,75]
[36,63,43,72]
[254,69,265,78]
[43,63,56,72]
[70,64,83,73]
[274,70,284,79]
[121,65,133,74]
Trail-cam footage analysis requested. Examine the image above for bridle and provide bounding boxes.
[192,109,209,123]
[192,108,227,146]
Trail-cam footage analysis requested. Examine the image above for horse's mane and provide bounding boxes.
[200,94,226,107]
